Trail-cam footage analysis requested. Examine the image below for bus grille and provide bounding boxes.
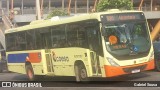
[123,64,147,73]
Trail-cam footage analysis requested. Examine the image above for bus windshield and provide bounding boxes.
[102,21,151,60]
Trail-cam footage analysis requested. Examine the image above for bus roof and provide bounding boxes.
[5,10,143,34]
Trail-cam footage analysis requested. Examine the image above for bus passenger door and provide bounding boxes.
[87,29,102,76]
[42,32,54,73]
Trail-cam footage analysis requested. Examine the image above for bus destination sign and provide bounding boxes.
[101,13,145,22]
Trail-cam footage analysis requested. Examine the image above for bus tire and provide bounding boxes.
[75,64,88,82]
[25,64,35,81]
[155,59,160,71]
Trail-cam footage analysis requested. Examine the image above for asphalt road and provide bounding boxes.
[0,70,159,81]
[0,70,160,90]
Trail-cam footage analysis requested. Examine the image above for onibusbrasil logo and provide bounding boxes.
[1,82,42,87]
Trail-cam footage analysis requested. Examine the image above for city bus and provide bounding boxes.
[5,9,155,81]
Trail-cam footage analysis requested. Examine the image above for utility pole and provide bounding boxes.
[139,0,144,11]
[68,0,71,15]
[36,0,41,20]
[87,0,89,13]
[74,0,77,14]
[92,0,98,12]
[151,20,160,41]
[10,0,14,20]
[40,0,43,18]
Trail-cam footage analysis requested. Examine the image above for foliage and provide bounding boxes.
[46,9,68,19]
[96,0,133,12]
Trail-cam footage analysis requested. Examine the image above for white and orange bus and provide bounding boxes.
[5,10,155,81]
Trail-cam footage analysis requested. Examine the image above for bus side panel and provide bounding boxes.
[28,51,46,75]
[39,50,48,75]
[7,53,27,74]
[52,48,105,78]
[8,63,26,74]
[7,50,45,75]
[52,48,91,76]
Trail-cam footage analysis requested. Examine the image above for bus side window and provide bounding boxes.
[6,34,16,51]
[51,25,66,48]
[16,32,26,50]
[26,30,36,50]
[66,22,88,48]
[35,29,42,49]
[86,23,103,56]
[66,24,78,47]
[77,28,88,48]
[39,27,52,49]
[87,29,98,50]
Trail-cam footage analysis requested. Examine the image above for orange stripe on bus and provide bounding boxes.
[28,53,41,63]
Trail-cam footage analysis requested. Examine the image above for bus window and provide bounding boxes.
[77,29,87,48]
[40,28,52,49]
[84,21,102,55]
[51,25,66,48]
[67,24,79,47]
[132,23,147,39]
[87,29,99,51]
[131,23,150,53]
[26,30,36,50]
[67,22,88,48]
[6,34,16,51]
[103,22,150,59]
[16,32,26,50]
[35,29,42,49]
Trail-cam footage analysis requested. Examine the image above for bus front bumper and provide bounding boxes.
[104,60,155,77]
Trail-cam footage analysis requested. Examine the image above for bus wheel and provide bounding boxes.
[155,59,160,71]
[25,64,35,81]
[75,64,88,82]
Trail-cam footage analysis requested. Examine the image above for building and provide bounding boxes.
[0,0,160,50]
[0,0,96,26]
[0,0,159,26]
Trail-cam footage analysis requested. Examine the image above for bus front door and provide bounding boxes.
[87,29,102,76]
[45,49,54,73]
[42,32,54,73]
[90,52,101,76]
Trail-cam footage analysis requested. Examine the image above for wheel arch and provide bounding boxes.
[74,60,89,82]
[74,60,85,66]
[25,61,34,74]
[74,60,90,75]
[25,61,32,66]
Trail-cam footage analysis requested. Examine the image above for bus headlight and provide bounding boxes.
[149,51,154,61]
[107,57,120,66]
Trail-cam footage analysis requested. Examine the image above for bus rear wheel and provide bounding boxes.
[75,64,88,82]
[25,64,35,81]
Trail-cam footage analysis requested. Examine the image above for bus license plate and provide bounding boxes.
[131,69,140,73]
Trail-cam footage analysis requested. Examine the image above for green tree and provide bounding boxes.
[96,0,133,12]
[46,9,68,19]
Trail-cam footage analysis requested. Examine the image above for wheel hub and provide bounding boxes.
[81,69,86,79]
